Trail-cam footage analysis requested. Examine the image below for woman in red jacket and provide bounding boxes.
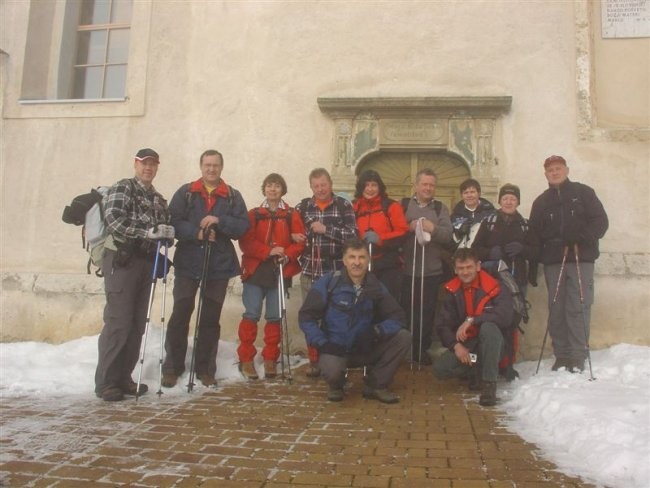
[238,173,305,379]
[352,170,409,300]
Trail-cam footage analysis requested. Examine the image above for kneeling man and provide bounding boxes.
[433,248,512,406]
[299,238,411,403]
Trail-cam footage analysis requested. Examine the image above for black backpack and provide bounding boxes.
[482,259,531,381]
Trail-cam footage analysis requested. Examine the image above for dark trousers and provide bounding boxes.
[95,250,155,393]
[373,266,403,302]
[400,274,442,361]
[319,329,411,390]
[432,322,504,382]
[162,276,228,378]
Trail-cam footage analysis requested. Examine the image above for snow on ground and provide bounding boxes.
[0,333,648,488]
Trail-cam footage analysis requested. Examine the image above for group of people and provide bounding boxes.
[94,148,608,408]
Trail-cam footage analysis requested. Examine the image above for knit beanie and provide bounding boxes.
[498,183,520,203]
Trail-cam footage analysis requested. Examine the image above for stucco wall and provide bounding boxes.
[1,1,649,358]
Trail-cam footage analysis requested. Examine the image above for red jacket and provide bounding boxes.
[352,196,408,263]
[239,203,305,280]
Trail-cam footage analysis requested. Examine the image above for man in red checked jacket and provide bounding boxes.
[433,247,513,407]
[161,149,249,388]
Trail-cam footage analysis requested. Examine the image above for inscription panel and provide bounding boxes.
[379,119,447,147]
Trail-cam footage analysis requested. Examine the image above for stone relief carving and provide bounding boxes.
[476,119,495,174]
[450,119,475,166]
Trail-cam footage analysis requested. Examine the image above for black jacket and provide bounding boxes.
[529,179,608,264]
[435,270,513,351]
[472,210,538,287]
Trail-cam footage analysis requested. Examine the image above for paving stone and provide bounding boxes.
[0,364,597,488]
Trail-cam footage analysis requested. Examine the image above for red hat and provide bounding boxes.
[544,155,566,168]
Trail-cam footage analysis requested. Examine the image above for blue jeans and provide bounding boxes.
[242,281,279,322]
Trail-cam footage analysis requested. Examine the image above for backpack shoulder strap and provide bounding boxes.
[326,270,342,298]
[434,200,442,217]
[401,197,410,214]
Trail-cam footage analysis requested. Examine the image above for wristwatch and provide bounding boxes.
[465,316,475,324]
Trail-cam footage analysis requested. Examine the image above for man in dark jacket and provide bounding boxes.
[433,248,513,407]
[528,155,608,373]
[95,148,173,402]
[161,149,249,388]
[299,239,410,403]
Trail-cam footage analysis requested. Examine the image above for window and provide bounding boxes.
[73,0,132,99]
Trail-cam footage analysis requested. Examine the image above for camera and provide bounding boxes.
[469,353,477,364]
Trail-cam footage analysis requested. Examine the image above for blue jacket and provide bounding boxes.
[170,180,249,281]
[298,269,406,351]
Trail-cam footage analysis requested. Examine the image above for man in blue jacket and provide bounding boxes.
[299,238,410,403]
[161,149,249,388]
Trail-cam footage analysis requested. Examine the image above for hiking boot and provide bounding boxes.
[551,357,570,371]
[239,362,258,380]
[467,371,481,391]
[327,388,344,402]
[98,385,124,402]
[264,360,277,379]
[161,372,177,388]
[568,358,585,373]
[198,374,217,387]
[121,379,148,396]
[362,386,400,404]
[479,381,497,407]
[305,362,321,378]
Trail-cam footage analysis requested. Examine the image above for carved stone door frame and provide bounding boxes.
[317,96,512,203]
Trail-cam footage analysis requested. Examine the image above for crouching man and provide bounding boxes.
[433,248,513,407]
[299,238,410,403]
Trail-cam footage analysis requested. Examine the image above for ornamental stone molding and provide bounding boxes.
[317,96,512,195]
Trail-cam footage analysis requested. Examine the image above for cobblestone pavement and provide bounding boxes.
[1,364,592,487]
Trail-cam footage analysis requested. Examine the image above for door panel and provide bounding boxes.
[358,152,469,210]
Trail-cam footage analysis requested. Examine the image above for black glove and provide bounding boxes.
[319,342,346,357]
[504,241,524,257]
[488,245,502,261]
[456,220,471,238]
[363,230,380,245]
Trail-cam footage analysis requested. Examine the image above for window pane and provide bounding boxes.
[76,30,107,65]
[80,0,110,25]
[73,66,103,98]
[111,0,133,24]
[104,64,127,98]
[107,29,129,64]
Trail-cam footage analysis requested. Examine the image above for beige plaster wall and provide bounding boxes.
[1,1,649,358]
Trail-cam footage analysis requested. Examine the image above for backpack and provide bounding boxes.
[62,186,110,276]
[482,259,530,381]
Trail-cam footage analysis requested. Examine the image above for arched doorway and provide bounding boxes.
[356,151,469,209]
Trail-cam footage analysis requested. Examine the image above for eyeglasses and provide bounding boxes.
[137,159,160,167]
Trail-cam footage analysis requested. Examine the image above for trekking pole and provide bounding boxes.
[368,242,373,272]
[409,236,417,371]
[418,243,425,371]
[535,246,569,374]
[136,240,162,401]
[574,243,596,381]
[277,260,293,382]
[156,243,170,397]
[187,225,215,392]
